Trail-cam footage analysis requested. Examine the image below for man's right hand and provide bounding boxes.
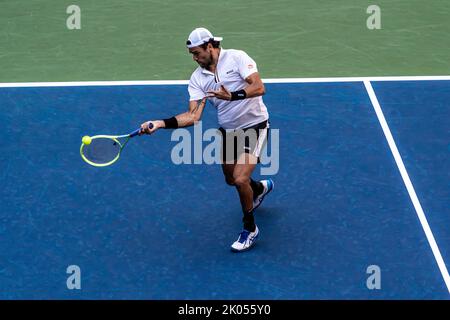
[139,120,165,135]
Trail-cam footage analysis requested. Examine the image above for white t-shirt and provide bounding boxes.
[188,48,269,129]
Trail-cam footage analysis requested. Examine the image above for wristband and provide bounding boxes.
[230,89,247,101]
[163,116,178,129]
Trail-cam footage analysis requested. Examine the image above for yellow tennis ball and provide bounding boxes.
[82,136,92,145]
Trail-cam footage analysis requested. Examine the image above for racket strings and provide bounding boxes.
[82,137,121,165]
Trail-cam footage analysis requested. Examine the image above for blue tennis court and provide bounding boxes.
[0,79,448,299]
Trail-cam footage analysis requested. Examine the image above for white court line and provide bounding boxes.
[364,80,450,294]
[0,75,450,87]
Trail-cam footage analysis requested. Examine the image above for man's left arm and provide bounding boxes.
[242,72,265,98]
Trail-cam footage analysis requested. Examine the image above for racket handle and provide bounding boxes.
[130,129,140,137]
[130,122,154,137]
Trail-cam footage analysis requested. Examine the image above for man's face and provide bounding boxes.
[189,45,212,68]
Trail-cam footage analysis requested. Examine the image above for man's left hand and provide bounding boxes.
[207,85,231,100]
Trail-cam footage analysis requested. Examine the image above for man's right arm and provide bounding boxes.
[139,98,207,135]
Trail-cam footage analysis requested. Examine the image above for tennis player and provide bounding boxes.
[140,27,274,252]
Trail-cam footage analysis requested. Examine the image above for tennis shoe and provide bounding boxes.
[231,225,259,252]
[253,179,274,210]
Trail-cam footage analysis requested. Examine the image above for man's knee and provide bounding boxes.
[233,175,250,188]
[225,176,235,186]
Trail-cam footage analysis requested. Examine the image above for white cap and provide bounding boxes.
[186,27,223,48]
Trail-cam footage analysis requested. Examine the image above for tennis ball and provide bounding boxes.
[82,136,92,145]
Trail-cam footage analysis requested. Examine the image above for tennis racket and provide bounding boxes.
[80,123,153,167]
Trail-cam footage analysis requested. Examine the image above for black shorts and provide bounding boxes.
[218,120,269,164]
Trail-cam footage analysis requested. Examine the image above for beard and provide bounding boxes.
[198,55,212,69]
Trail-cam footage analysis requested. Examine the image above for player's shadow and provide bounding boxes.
[254,206,285,229]
[254,206,279,216]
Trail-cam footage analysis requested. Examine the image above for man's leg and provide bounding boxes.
[221,163,236,186]
[233,153,258,231]
[222,162,263,199]
[249,178,264,198]
[221,126,266,251]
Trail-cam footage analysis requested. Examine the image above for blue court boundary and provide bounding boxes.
[1,76,449,297]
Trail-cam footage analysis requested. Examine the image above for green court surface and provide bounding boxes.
[0,0,449,82]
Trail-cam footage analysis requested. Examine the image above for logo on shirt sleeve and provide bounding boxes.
[248,64,254,69]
